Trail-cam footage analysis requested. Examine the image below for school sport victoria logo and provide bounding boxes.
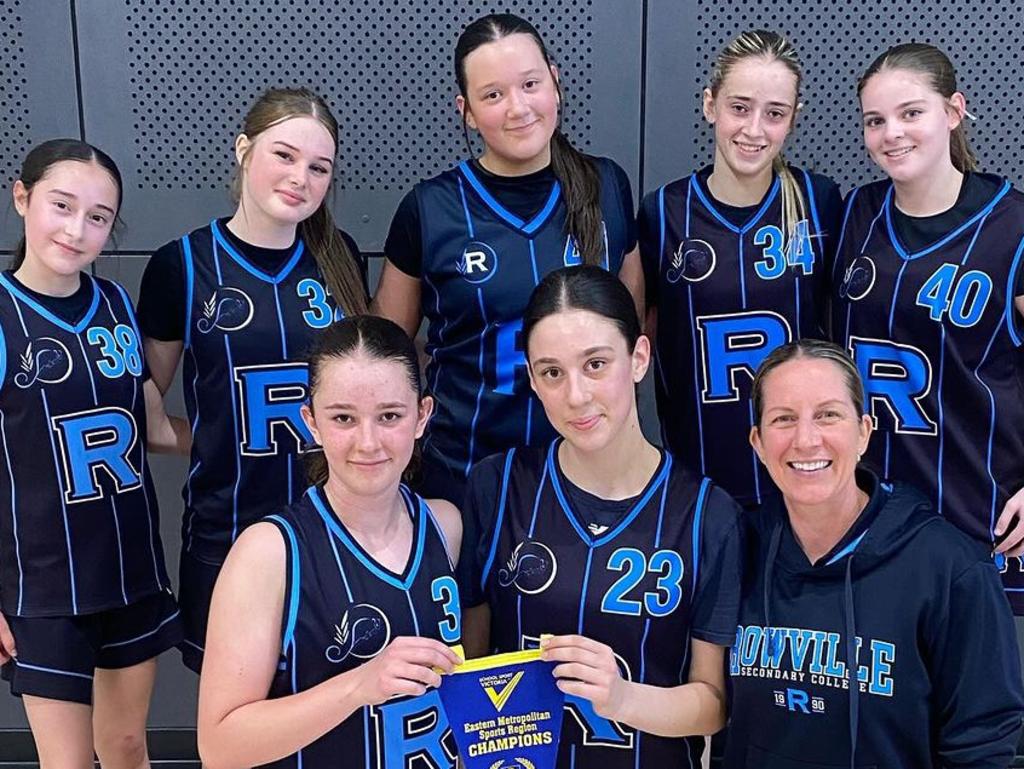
[197,287,255,333]
[498,541,557,594]
[324,603,391,663]
[480,670,525,713]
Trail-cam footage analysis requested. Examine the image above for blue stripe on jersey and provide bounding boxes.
[457,175,476,238]
[465,289,489,476]
[977,321,1005,539]
[577,548,595,634]
[274,289,288,359]
[883,181,1010,260]
[0,412,23,613]
[657,186,667,271]
[0,320,6,388]
[691,478,711,597]
[267,514,302,653]
[0,273,100,334]
[686,283,706,474]
[210,219,306,284]
[1007,236,1024,347]
[324,519,355,602]
[308,486,426,590]
[74,329,99,404]
[182,234,195,349]
[222,334,243,543]
[109,496,128,604]
[480,449,517,590]
[832,187,861,286]
[527,462,549,538]
[546,441,674,547]
[936,325,947,514]
[458,161,562,235]
[40,390,77,614]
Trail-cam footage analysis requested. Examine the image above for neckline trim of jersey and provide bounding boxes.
[307,484,427,591]
[0,272,101,334]
[210,219,306,284]
[457,160,562,236]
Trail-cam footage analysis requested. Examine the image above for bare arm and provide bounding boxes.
[198,523,461,769]
[1016,295,1024,321]
[618,246,645,331]
[371,259,423,338]
[427,498,463,567]
[144,338,184,396]
[543,635,727,738]
[143,379,191,455]
[461,603,491,660]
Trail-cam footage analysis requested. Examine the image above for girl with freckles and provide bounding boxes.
[198,316,463,769]
[459,265,743,769]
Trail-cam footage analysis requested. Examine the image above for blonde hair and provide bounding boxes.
[234,87,368,316]
[709,30,806,246]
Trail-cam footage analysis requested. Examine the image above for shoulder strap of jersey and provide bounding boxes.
[181,234,196,349]
[479,448,518,591]
[265,513,302,656]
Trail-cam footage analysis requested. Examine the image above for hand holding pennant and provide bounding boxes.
[437,647,565,769]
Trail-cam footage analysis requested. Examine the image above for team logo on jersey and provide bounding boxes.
[666,239,716,284]
[839,256,876,301]
[324,603,391,663]
[498,541,557,594]
[14,338,73,389]
[457,241,499,284]
[197,287,255,333]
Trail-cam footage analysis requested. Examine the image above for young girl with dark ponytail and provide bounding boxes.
[373,13,641,506]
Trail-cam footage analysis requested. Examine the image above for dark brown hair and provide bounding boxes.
[454,14,605,265]
[12,139,123,270]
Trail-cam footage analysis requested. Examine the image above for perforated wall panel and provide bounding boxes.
[78,1,641,249]
[645,1,1024,193]
[0,0,82,248]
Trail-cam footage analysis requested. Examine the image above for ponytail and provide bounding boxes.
[550,130,605,266]
[949,125,978,173]
[772,155,808,247]
[299,204,369,317]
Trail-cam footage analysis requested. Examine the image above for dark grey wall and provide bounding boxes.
[1,0,1021,735]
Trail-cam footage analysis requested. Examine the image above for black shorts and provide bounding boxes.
[177,547,223,674]
[1,588,182,705]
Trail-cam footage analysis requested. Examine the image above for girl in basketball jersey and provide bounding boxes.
[0,140,184,768]
[638,30,842,509]
[198,316,463,769]
[831,44,1024,611]
[137,88,369,672]
[459,266,742,769]
[372,13,642,506]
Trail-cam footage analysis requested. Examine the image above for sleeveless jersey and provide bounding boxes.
[641,168,837,508]
[472,442,741,769]
[831,176,1024,611]
[262,485,461,769]
[416,158,631,480]
[180,220,344,562]
[0,273,169,616]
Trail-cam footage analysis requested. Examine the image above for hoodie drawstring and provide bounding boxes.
[845,556,859,769]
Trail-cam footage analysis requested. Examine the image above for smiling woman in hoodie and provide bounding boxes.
[724,338,1023,769]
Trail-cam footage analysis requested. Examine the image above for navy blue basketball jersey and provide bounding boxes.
[180,220,345,562]
[416,158,631,481]
[0,274,169,616]
[831,176,1024,611]
[465,443,742,769]
[262,485,461,769]
[639,168,839,508]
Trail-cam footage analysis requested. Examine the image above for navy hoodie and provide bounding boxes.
[724,470,1023,769]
